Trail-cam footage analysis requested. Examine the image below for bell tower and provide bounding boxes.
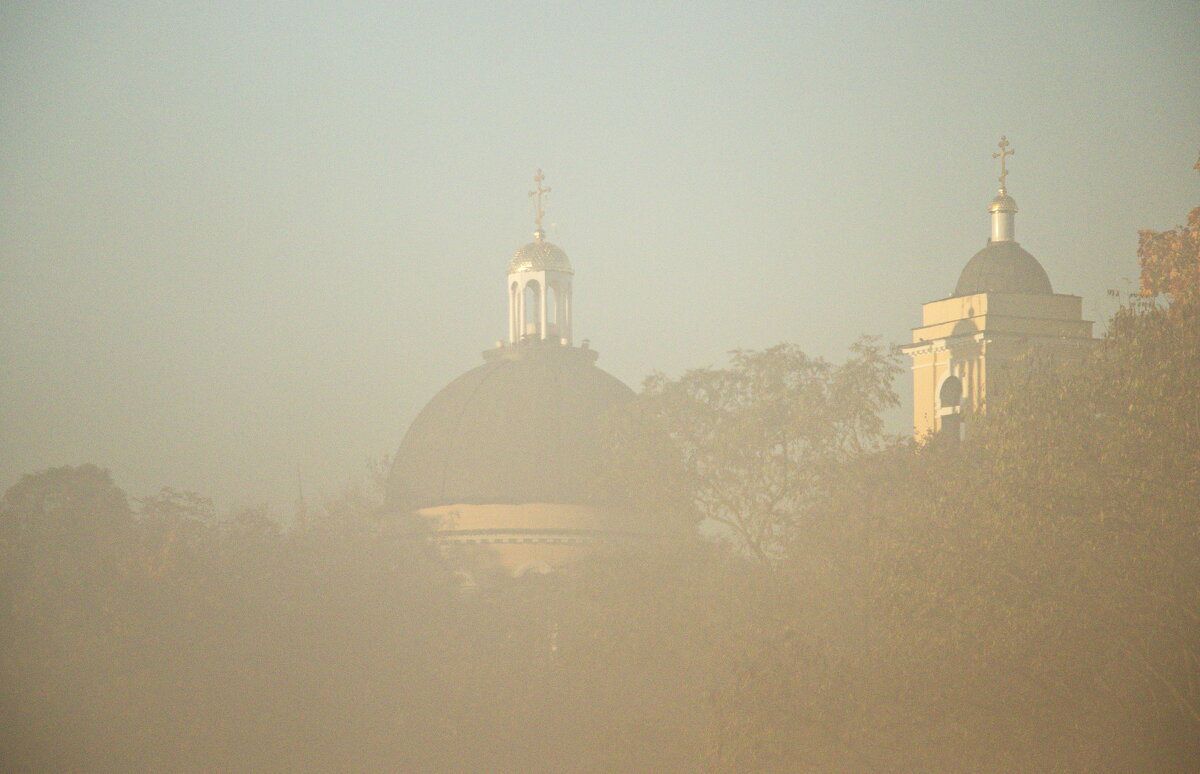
[507,169,574,346]
[901,137,1095,440]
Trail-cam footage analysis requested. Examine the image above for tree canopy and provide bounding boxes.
[599,338,901,562]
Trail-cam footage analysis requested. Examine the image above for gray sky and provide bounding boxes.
[2,0,1197,510]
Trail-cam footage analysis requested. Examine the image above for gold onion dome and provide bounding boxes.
[989,192,1018,213]
[509,231,573,273]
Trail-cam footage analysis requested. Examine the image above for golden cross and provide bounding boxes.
[992,135,1014,190]
[529,168,551,232]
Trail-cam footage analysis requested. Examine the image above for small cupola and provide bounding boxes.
[507,170,574,346]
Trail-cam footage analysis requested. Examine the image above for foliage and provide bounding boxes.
[1138,205,1200,308]
[697,201,1200,771]
[702,283,1200,770]
[601,338,901,562]
[1,469,458,772]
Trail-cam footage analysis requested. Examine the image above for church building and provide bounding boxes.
[901,138,1095,439]
[385,172,651,579]
[385,143,1098,578]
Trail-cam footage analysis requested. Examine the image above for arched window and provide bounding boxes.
[939,375,963,409]
[523,280,541,336]
[938,374,964,443]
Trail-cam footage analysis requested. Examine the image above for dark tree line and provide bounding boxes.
[2,204,1197,772]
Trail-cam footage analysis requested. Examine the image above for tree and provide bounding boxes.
[602,338,901,563]
[1,466,466,772]
[1138,204,1199,308]
[0,465,135,771]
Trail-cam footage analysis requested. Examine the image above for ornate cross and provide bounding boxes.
[529,169,551,232]
[992,135,1014,190]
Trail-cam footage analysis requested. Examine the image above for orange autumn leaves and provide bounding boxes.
[1138,162,1199,308]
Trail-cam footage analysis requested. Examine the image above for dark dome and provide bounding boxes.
[954,241,1053,296]
[387,344,633,512]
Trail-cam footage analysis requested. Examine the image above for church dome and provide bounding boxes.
[509,235,573,273]
[954,240,1053,296]
[988,192,1018,213]
[387,345,632,512]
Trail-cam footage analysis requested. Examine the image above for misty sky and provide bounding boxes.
[2,1,1197,509]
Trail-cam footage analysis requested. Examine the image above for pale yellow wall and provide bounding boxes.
[903,291,1094,440]
[908,345,951,440]
[416,502,644,533]
[920,292,1083,326]
[414,502,650,578]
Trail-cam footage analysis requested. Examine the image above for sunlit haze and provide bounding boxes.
[2,1,1196,507]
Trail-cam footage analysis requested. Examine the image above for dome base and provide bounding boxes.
[483,339,599,364]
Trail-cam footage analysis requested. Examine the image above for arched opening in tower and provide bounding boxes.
[523,280,541,339]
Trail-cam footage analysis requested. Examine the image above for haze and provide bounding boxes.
[4,3,1200,771]
[2,1,1196,507]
